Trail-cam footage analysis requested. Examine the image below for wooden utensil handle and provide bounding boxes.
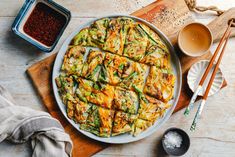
[203,31,232,99]
[199,22,232,86]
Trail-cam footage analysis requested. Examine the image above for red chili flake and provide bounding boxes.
[23,2,66,47]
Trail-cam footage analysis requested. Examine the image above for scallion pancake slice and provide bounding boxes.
[82,50,104,82]
[98,107,115,137]
[102,17,134,55]
[113,87,138,114]
[80,105,100,136]
[123,24,148,61]
[89,18,110,46]
[55,74,74,104]
[80,105,114,137]
[112,111,137,136]
[144,66,175,102]
[76,78,115,109]
[61,46,86,76]
[138,22,170,68]
[138,22,168,52]
[138,94,171,122]
[99,53,127,85]
[131,119,153,136]
[119,59,148,91]
[72,28,97,47]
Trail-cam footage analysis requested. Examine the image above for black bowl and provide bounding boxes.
[162,128,190,156]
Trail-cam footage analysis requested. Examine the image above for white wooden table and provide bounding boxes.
[0,0,235,157]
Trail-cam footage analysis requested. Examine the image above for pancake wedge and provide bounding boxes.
[119,60,148,91]
[123,24,148,61]
[61,46,86,76]
[80,105,100,136]
[112,111,137,136]
[131,118,153,136]
[113,87,138,114]
[99,53,127,85]
[74,99,92,124]
[138,22,170,68]
[75,78,93,103]
[55,74,74,104]
[72,28,97,47]
[82,50,104,82]
[138,22,168,52]
[89,82,115,109]
[102,17,134,55]
[80,105,114,137]
[138,94,171,122]
[89,18,110,47]
[144,66,175,102]
[98,107,115,137]
[140,44,170,68]
[76,78,115,109]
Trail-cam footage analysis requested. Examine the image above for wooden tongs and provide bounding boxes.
[183,19,235,131]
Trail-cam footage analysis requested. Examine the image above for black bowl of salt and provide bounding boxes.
[162,128,190,156]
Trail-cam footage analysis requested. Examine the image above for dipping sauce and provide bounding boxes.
[178,23,212,57]
[23,2,66,47]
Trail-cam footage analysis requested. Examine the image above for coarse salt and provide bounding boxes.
[163,131,182,149]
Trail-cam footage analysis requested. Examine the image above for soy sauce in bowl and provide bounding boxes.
[23,2,66,47]
[12,0,71,52]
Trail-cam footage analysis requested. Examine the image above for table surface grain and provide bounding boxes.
[0,0,235,157]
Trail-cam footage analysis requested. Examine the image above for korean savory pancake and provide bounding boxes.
[140,44,170,68]
[144,66,175,102]
[80,105,114,137]
[76,78,115,109]
[119,59,148,92]
[100,53,127,85]
[74,99,92,124]
[138,22,168,52]
[55,74,74,104]
[123,23,148,61]
[72,18,110,47]
[131,118,153,136]
[71,28,97,47]
[66,97,92,124]
[98,107,115,137]
[112,111,137,136]
[102,17,134,55]
[61,45,86,76]
[81,50,104,82]
[138,23,170,68]
[80,105,100,136]
[89,18,110,46]
[75,78,93,103]
[138,94,171,122]
[88,82,115,109]
[113,87,138,114]
[56,16,177,138]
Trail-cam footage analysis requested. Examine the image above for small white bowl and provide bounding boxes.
[187,60,224,96]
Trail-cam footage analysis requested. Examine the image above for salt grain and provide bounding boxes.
[163,131,182,149]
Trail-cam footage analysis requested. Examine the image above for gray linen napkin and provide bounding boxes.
[0,85,73,157]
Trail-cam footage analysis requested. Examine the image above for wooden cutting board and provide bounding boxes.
[27,0,234,156]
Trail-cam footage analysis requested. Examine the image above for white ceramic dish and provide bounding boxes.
[187,60,224,96]
[52,15,182,144]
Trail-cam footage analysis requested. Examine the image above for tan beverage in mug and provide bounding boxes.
[178,23,213,57]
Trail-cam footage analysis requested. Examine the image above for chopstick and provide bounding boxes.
[184,20,234,116]
[190,30,232,131]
